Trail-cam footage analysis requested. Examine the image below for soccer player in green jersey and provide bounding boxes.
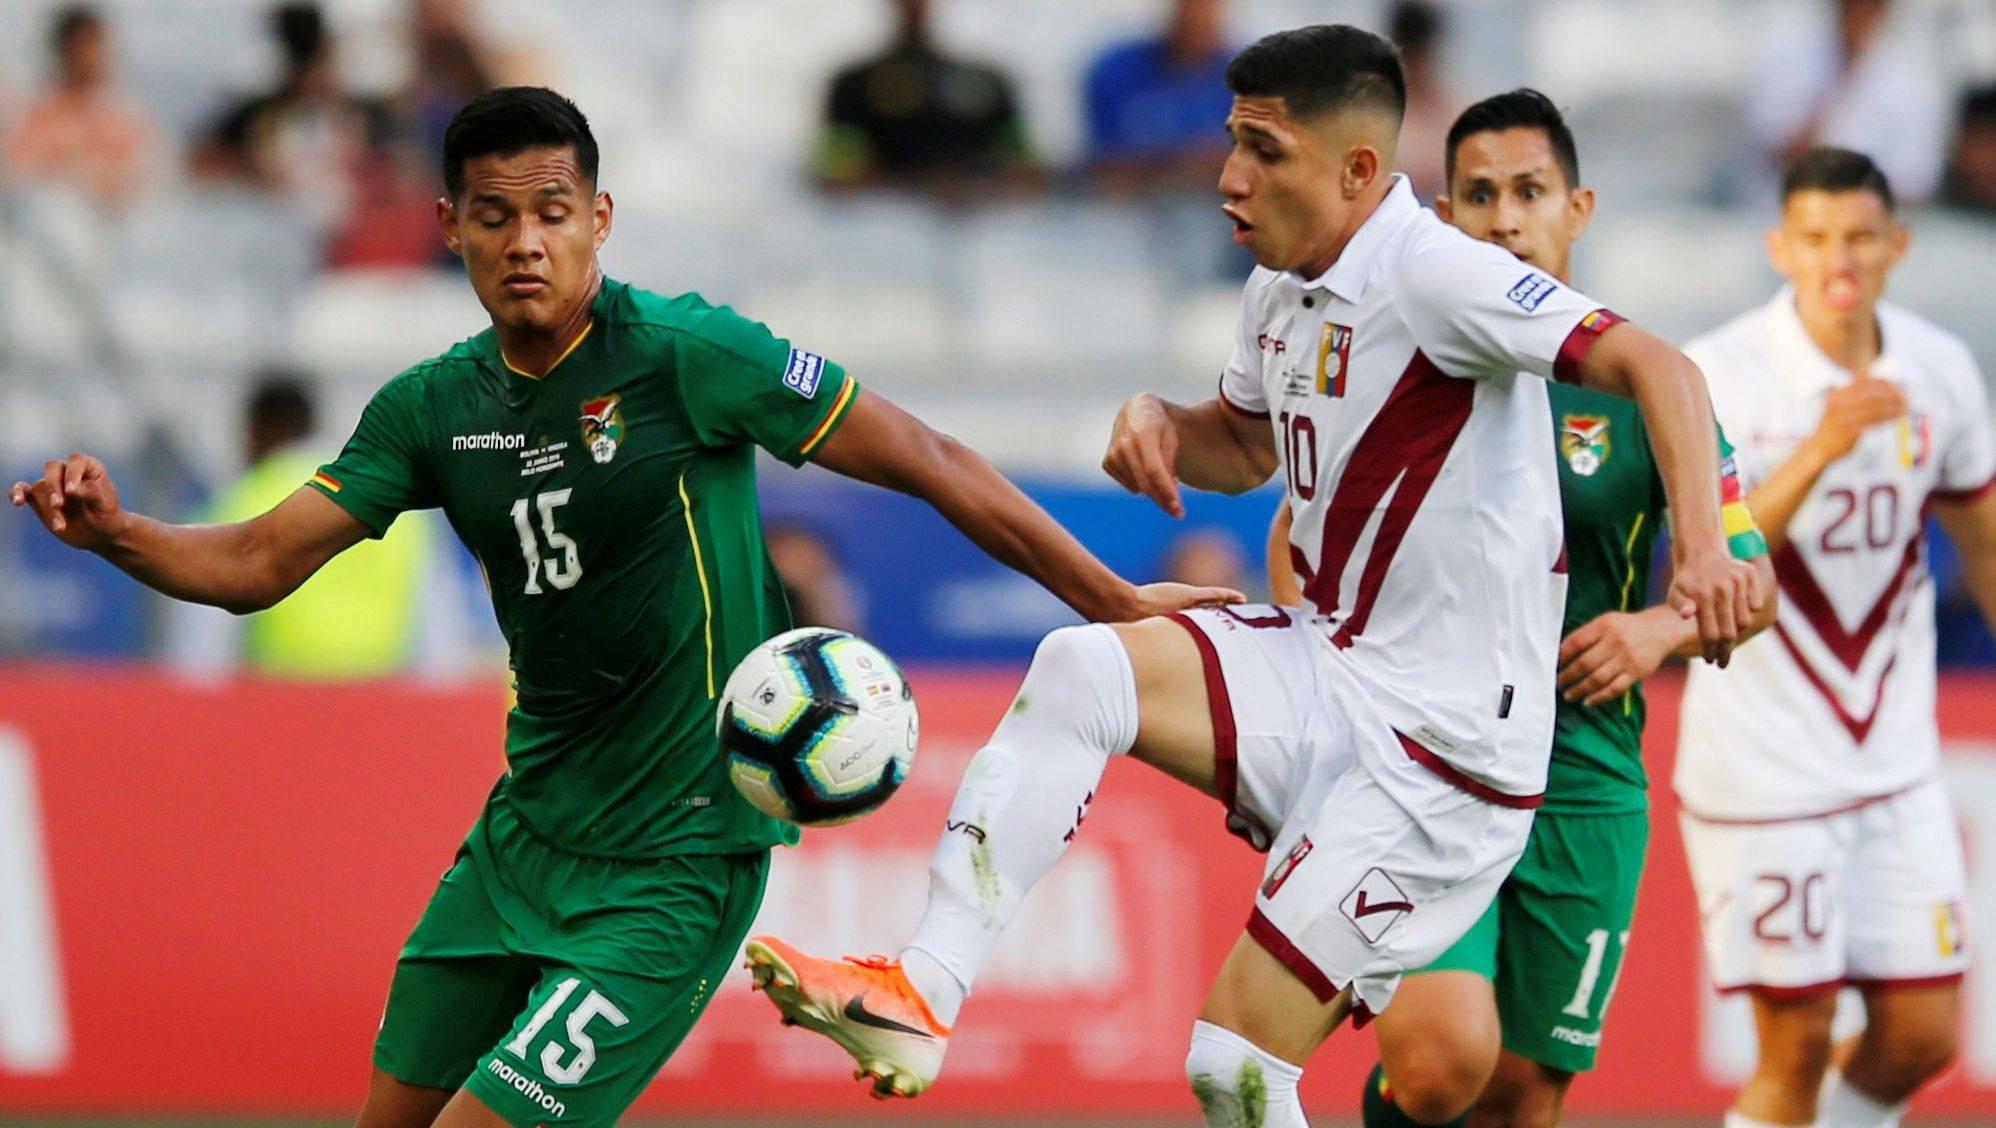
[1268,90,1778,1128]
[10,87,1240,1128]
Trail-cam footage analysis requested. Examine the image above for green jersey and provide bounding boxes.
[310,278,859,857]
[1545,383,1765,814]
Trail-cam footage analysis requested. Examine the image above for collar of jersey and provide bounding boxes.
[1765,283,1902,398]
[501,319,595,380]
[1297,173,1419,303]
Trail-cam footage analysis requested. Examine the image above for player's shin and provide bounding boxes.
[900,623,1138,1025]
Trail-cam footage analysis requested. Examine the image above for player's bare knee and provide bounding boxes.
[1384,1042,1492,1125]
[1871,1022,1960,1089]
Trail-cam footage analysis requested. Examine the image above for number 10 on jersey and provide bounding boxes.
[1280,412,1319,500]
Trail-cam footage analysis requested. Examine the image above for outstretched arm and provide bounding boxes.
[1577,324,1762,664]
[12,453,369,614]
[809,391,1242,623]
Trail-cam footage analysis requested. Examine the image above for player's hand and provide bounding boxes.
[10,452,129,552]
[1558,608,1678,706]
[1667,545,1761,667]
[1123,581,1245,621]
[1103,394,1185,518]
[1810,375,1907,462]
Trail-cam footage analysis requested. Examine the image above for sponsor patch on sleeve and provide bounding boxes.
[1507,272,1561,312]
[783,348,827,399]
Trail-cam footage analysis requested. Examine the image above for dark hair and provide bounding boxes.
[1225,24,1405,124]
[1388,1,1443,55]
[442,86,599,199]
[247,374,315,438]
[51,4,100,56]
[1445,87,1580,190]
[1963,83,1996,129]
[1781,146,1895,212]
[272,2,327,69]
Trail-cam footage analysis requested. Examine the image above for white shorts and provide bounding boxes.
[1680,777,1970,995]
[1169,606,1538,1020]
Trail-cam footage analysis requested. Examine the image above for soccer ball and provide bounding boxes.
[717,627,918,827]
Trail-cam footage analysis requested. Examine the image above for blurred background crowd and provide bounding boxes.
[4,0,1996,677]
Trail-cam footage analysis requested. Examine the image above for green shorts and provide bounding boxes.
[374,798,769,1127]
[1421,808,1647,1074]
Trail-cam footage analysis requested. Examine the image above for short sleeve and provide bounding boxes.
[674,307,860,467]
[310,372,436,538]
[1219,273,1271,418]
[1935,351,1996,502]
[1399,235,1621,383]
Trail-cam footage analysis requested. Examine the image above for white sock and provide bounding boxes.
[1185,1020,1309,1128]
[899,624,1138,1027]
[1724,1111,1795,1128]
[1817,1071,1906,1128]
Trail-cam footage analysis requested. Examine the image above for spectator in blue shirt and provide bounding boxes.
[1083,0,1233,191]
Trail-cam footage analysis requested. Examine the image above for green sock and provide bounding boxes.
[1361,1061,1468,1128]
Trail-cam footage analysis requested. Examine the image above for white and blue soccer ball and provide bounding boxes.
[717,627,918,827]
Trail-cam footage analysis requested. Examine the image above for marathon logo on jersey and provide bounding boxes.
[1507,272,1560,312]
[1340,867,1414,943]
[1261,836,1313,899]
[1560,413,1611,476]
[579,395,624,464]
[1316,323,1354,398]
[451,431,527,452]
[784,348,827,399]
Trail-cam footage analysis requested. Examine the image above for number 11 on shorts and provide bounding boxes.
[1561,929,1631,1020]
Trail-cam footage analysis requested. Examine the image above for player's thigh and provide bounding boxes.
[1121,606,1342,847]
[1679,811,1847,993]
[1490,811,1648,1075]
[354,1067,455,1128]
[1844,781,1970,988]
[1373,970,1500,1104]
[461,852,768,1128]
[375,855,542,1094]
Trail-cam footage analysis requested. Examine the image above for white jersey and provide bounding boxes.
[1222,176,1619,799]
[1677,289,1996,820]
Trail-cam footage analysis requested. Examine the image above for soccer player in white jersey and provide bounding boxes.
[746,26,1758,1126]
[1678,147,1996,1128]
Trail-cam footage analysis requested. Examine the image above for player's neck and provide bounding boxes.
[1296,183,1391,282]
[1798,305,1881,373]
[497,276,602,378]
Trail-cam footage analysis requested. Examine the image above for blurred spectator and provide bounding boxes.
[189,2,391,233]
[816,0,1038,196]
[767,522,863,632]
[1082,0,1234,192]
[1746,0,1951,205]
[1389,1,1455,202]
[175,372,435,679]
[1160,527,1252,597]
[3,5,154,209]
[1941,84,1996,214]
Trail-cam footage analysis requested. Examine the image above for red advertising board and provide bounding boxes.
[0,666,1994,1119]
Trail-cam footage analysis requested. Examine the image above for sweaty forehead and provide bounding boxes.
[460,146,589,200]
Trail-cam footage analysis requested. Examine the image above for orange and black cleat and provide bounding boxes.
[744,935,951,1100]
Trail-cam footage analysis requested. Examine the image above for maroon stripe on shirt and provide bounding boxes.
[1772,534,1922,672]
[1553,309,1625,384]
[1933,474,1996,505]
[1768,620,1900,745]
[1398,732,1545,809]
[1305,350,1474,644]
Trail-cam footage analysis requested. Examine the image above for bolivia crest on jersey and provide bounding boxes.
[581,394,624,464]
[1561,413,1610,476]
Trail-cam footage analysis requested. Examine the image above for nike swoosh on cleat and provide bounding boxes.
[843,993,933,1038]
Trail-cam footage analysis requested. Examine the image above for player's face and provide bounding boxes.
[1220,96,1366,276]
[1769,188,1907,323]
[1437,127,1593,281]
[440,145,613,334]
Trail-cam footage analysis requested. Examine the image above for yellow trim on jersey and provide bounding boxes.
[310,471,342,494]
[678,473,717,698]
[797,376,857,458]
[1618,512,1647,718]
[502,320,595,379]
